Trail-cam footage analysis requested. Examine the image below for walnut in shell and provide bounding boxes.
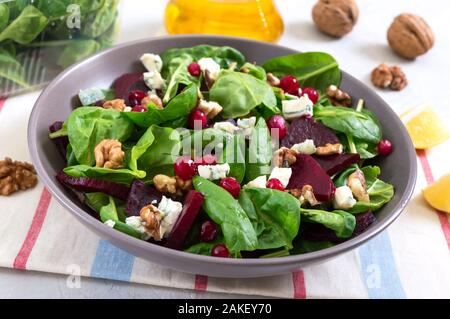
[387,13,435,59]
[312,0,359,38]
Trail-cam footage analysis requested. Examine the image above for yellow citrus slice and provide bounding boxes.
[422,173,450,214]
[401,105,450,149]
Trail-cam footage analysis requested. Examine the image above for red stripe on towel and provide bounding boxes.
[13,188,52,269]
[194,275,208,291]
[417,150,450,249]
[0,98,6,112]
[292,270,307,299]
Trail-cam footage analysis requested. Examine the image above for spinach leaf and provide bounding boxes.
[85,192,127,222]
[57,39,101,68]
[314,105,382,144]
[300,208,356,238]
[0,5,48,44]
[97,196,141,239]
[218,133,246,183]
[193,176,258,253]
[240,62,266,81]
[333,165,358,187]
[0,4,9,31]
[238,188,300,250]
[63,165,145,185]
[66,107,134,166]
[262,52,341,91]
[185,242,216,256]
[162,54,199,104]
[161,45,246,70]
[82,0,119,38]
[349,166,394,213]
[245,117,273,182]
[136,126,181,180]
[124,83,198,128]
[209,71,277,118]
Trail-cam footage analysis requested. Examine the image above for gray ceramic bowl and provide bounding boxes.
[28,35,416,278]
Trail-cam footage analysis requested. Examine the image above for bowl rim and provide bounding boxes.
[28,34,417,267]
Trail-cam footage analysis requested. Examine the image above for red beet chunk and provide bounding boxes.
[166,190,205,250]
[287,154,335,202]
[113,73,148,105]
[125,180,163,216]
[56,171,130,201]
[49,121,68,159]
[313,153,360,176]
[281,117,339,148]
[301,211,376,243]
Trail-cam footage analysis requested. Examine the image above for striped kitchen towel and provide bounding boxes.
[1,93,449,298]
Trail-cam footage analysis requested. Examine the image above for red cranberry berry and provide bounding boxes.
[219,177,241,198]
[302,87,319,104]
[377,139,393,156]
[279,75,299,95]
[128,90,147,106]
[188,108,207,129]
[131,105,147,112]
[267,115,287,140]
[199,154,217,165]
[266,178,285,191]
[211,244,230,258]
[187,62,202,77]
[173,156,197,180]
[200,220,218,242]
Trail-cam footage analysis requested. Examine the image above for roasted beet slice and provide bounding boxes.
[301,211,376,243]
[49,121,69,159]
[113,73,148,104]
[165,190,205,250]
[287,154,335,202]
[281,117,339,148]
[313,153,361,176]
[125,180,163,216]
[56,171,130,201]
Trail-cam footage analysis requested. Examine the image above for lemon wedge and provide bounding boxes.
[422,174,450,214]
[401,106,450,149]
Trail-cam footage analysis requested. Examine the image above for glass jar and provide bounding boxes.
[165,0,284,43]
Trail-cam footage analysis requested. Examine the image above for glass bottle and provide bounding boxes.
[165,0,284,43]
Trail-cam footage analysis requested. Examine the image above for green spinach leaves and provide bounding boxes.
[262,52,341,91]
[209,71,277,118]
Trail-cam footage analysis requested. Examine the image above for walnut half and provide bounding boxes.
[94,139,125,169]
[273,147,298,167]
[140,204,163,241]
[103,99,126,112]
[315,143,343,156]
[0,157,38,196]
[153,174,192,196]
[371,64,408,91]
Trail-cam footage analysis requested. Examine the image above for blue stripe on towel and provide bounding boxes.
[358,231,406,299]
[90,240,135,281]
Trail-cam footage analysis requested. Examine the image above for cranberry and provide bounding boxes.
[174,156,197,180]
[377,139,393,156]
[131,105,147,112]
[195,154,217,165]
[188,108,207,129]
[219,177,241,198]
[128,90,147,106]
[187,62,201,77]
[266,178,285,191]
[211,244,230,258]
[302,87,319,104]
[279,75,299,95]
[267,115,287,140]
[200,220,218,242]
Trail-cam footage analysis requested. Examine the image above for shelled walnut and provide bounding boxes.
[0,157,38,196]
[102,99,126,112]
[326,85,352,107]
[371,64,408,91]
[94,139,125,169]
[153,174,192,196]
